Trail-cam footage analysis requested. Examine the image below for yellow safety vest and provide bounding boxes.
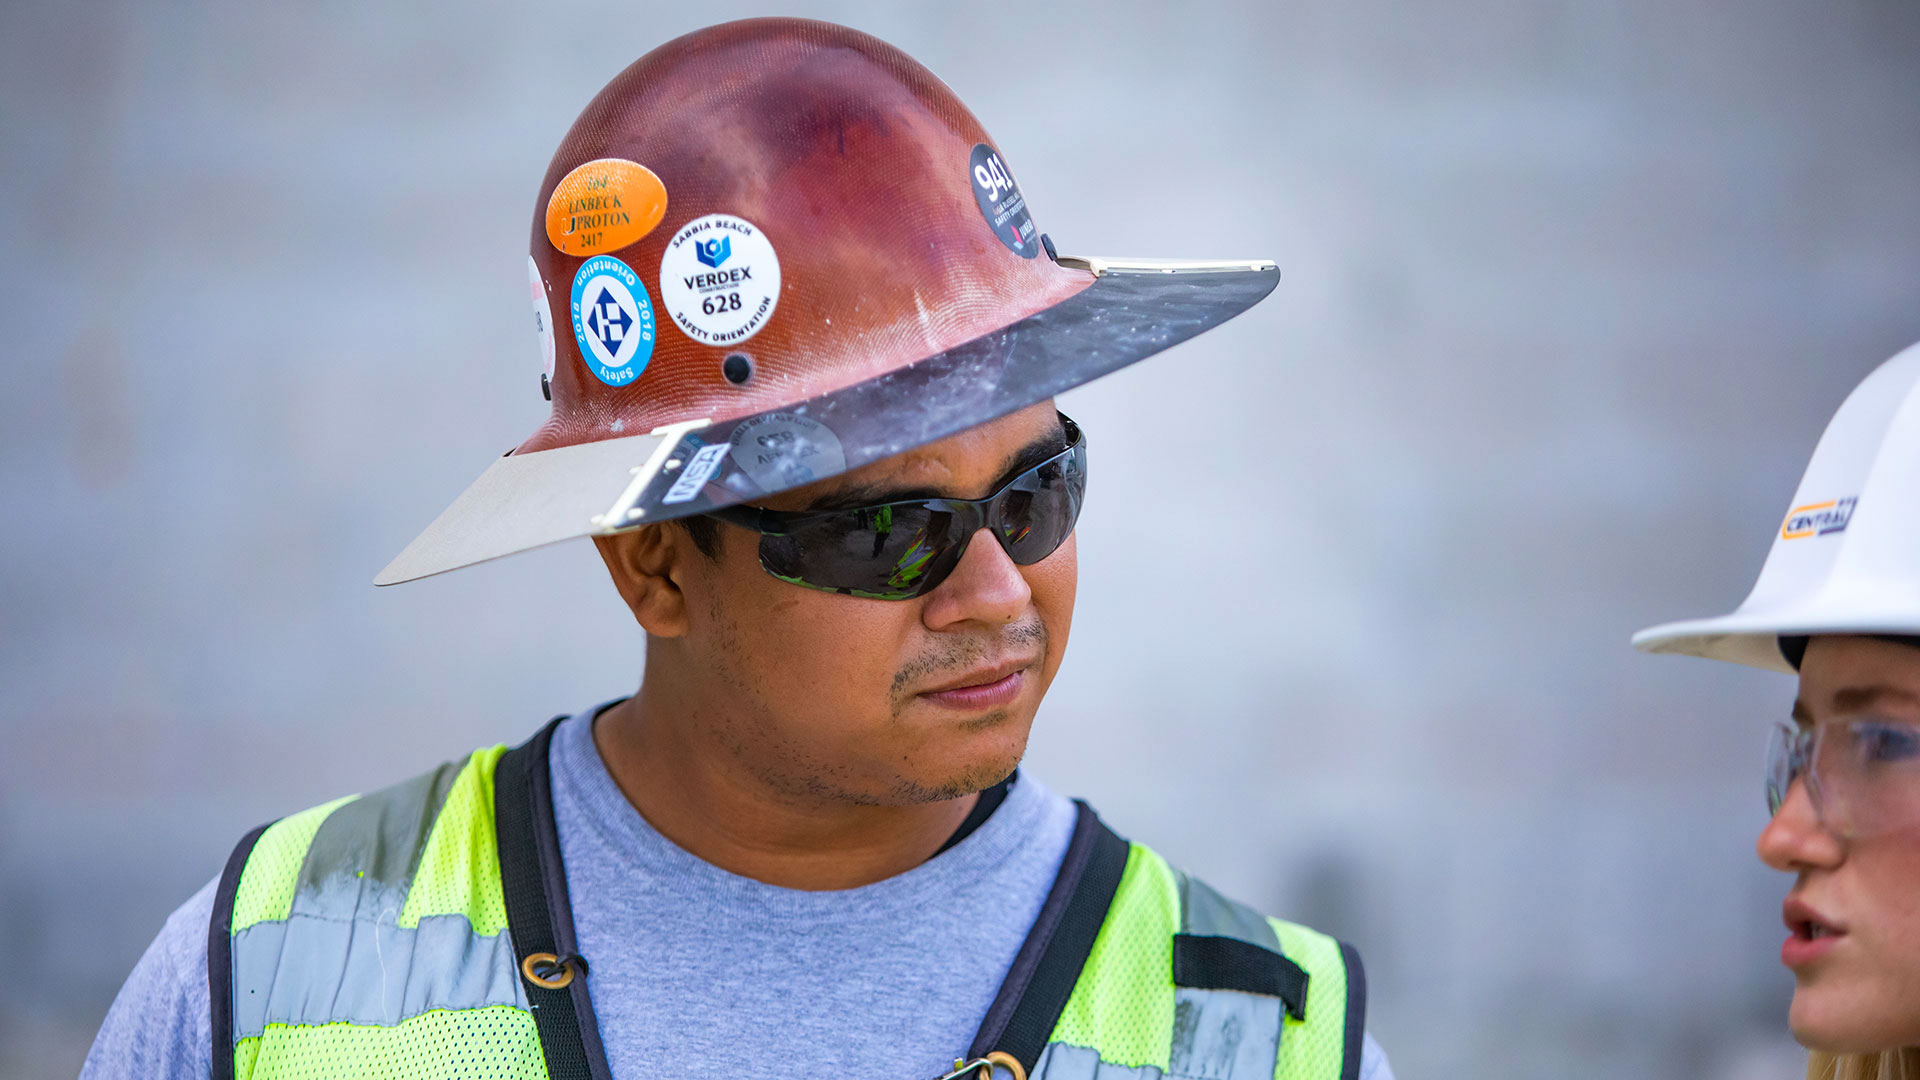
[210,721,1365,1080]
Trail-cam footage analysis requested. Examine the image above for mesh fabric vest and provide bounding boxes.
[214,745,1363,1080]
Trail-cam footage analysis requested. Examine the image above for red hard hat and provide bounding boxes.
[378,18,1276,585]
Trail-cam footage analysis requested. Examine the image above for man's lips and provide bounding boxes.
[917,659,1037,709]
[1782,897,1847,968]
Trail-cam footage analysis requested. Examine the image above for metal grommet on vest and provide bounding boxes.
[520,951,588,990]
[936,1051,1026,1080]
[984,1050,1027,1080]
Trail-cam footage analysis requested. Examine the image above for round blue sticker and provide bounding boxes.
[570,255,656,386]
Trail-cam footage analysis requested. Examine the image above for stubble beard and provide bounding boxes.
[704,594,1048,806]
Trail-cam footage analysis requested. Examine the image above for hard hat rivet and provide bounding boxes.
[664,459,682,470]
[540,373,552,401]
[722,352,755,385]
[1040,233,1058,262]
[625,508,644,520]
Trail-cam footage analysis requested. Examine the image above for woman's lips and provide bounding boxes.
[919,668,1026,710]
[1781,898,1846,969]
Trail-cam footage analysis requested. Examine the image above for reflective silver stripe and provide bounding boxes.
[231,911,526,1040]
[294,759,464,920]
[1177,872,1279,950]
[1034,1043,1166,1080]
[1169,988,1285,1080]
[1171,872,1287,1079]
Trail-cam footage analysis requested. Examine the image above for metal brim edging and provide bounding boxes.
[374,258,1278,585]
[597,259,1280,529]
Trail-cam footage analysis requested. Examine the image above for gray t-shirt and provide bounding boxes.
[84,707,1390,1079]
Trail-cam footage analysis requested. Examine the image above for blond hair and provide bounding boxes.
[1809,1049,1920,1079]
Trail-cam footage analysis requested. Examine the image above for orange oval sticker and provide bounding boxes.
[545,158,668,256]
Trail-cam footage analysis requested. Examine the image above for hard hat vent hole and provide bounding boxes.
[722,352,755,385]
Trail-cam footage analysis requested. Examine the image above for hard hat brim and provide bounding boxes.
[376,259,1279,586]
[374,429,672,586]
[1633,603,1920,674]
[1630,614,1801,673]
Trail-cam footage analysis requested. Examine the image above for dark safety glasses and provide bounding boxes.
[705,415,1086,600]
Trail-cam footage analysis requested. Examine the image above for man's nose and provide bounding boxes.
[921,529,1030,629]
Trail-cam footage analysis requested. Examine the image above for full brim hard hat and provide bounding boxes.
[377,259,1275,585]
[1633,340,1920,673]
[376,20,1279,586]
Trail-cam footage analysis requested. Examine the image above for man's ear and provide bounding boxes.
[594,526,690,637]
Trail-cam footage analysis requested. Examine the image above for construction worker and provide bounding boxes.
[85,19,1390,1080]
[1635,342,1920,1079]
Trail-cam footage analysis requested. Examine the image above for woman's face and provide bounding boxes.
[1758,635,1920,1052]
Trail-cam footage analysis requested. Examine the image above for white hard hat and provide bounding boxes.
[1633,340,1920,673]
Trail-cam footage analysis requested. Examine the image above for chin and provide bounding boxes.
[1790,985,1920,1055]
[892,721,1031,803]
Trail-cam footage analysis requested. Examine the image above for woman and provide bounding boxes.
[1636,341,1920,1079]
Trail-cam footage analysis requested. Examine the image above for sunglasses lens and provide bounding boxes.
[758,503,960,599]
[996,449,1085,565]
[745,420,1087,600]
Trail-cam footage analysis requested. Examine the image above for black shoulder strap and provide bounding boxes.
[1338,941,1368,1080]
[208,820,272,1080]
[495,716,614,1080]
[967,800,1132,1076]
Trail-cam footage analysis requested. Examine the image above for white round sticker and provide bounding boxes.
[528,255,556,383]
[659,214,782,346]
[728,412,846,493]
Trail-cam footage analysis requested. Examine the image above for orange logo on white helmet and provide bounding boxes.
[1780,497,1858,540]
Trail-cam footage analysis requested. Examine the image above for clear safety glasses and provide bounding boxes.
[705,415,1086,600]
[1767,717,1920,837]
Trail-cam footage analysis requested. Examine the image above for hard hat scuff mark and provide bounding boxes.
[913,291,936,350]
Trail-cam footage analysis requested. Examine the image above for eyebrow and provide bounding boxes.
[1793,684,1920,723]
[800,423,1068,512]
[1833,686,1920,714]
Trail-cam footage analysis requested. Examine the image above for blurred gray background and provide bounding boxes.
[4,1,1919,1077]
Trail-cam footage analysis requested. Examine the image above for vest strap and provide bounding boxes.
[495,716,614,1080]
[1336,941,1367,1080]
[209,821,271,1080]
[968,801,1131,1077]
[1172,933,1310,1020]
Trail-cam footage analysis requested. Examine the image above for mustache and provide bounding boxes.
[890,618,1048,697]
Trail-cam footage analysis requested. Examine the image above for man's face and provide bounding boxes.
[613,400,1077,805]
